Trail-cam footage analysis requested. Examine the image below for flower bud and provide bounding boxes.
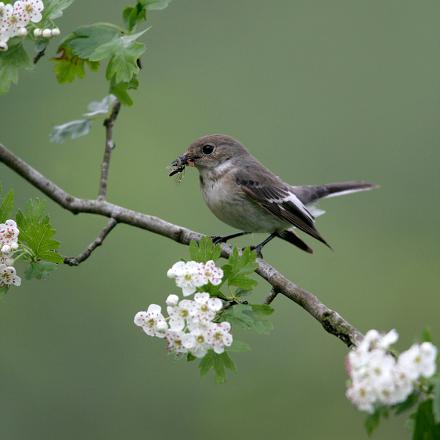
[17,27,28,37]
[166,294,179,307]
[33,28,42,37]
[51,27,60,37]
[1,245,11,254]
[42,29,52,38]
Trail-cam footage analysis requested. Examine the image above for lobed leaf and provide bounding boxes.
[189,237,222,262]
[0,42,32,96]
[0,189,14,223]
[16,199,63,264]
[221,304,274,335]
[43,0,75,20]
[198,350,236,384]
[24,261,59,280]
[412,399,440,440]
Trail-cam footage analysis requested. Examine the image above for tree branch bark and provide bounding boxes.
[98,100,121,200]
[64,218,118,266]
[0,142,363,347]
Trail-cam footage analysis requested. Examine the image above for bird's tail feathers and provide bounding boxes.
[295,181,378,204]
[275,230,313,254]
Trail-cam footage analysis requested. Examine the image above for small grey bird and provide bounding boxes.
[170,134,378,256]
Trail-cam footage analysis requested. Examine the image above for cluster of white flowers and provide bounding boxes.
[135,259,232,359]
[346,329,438,413]
[0,219,21,288]
[0,0,45,50]
[135,293,233,358]
[167,260,223,296]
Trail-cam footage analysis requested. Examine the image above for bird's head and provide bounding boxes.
[169,134,248,175]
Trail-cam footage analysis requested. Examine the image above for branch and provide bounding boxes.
[98,100,121,200]
[264,288,279,305]
[64,218,118,266]
[0,143,363,347]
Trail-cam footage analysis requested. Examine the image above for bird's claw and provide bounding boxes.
[211,235,226,244]
[249,245,263,259]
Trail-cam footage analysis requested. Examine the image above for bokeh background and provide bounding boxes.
[1,0,440,439]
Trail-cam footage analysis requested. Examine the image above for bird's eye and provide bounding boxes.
[202,144,215,155]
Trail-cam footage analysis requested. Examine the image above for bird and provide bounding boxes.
[169,134,378,256]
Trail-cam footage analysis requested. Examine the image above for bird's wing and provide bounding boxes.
[235,167,330,247]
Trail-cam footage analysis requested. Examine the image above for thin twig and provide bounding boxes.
[264,288,279,305]
[98,100,121,200]
[0,143,363,347]
[64,218,118,266]
[33,48,46,64]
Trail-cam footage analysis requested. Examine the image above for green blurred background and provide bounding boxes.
[1,0,440,438]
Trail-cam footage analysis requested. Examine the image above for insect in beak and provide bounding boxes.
[168,154,189,176]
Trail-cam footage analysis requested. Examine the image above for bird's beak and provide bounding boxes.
[171,154,189,168]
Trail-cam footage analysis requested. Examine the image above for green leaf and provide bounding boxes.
[365,410,381,437]
[0,189,14,223]
[53,46,99,83]
[228,339,251,353]
[221,304,274,335]
[198,350,215,376]
[189,237,222,262]
[412,399,440,440]
[198,350,236,383]
[394,392,420,415]
[433,382,440,424]
[49,119,92,144]
[222,247,258,290]
[0,42,32,95]
[65,24,121,60]
[109,77,139,106]
[123,4,147,31]
[105,40,144,83]
[422,327,433,343]
[186,353,197,362]
[24,261,58,280]
[43,0,75,20]
[16,199,63,264]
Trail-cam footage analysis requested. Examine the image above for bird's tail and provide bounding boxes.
[293,181,379,205]
[275,230,314,254]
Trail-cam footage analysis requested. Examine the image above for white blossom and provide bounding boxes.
[189,325,210,358]
[0,264,21,287]
[21,0,43,23]
[346,329,438,414]
[167,261,206,296]
[133,304,167,338]
[207,322,233,354]
[0,219,19,254]
[0,0,45,49]
[398,342,437,380]
[192,292,223,323]
[135,279,233,360]
[167,299,195,331]
[200,260,223,286]
[166,330,194,354]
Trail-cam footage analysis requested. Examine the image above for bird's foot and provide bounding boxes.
[211,235,227,244]
[249,245,264,259]
[211,232,251,245]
